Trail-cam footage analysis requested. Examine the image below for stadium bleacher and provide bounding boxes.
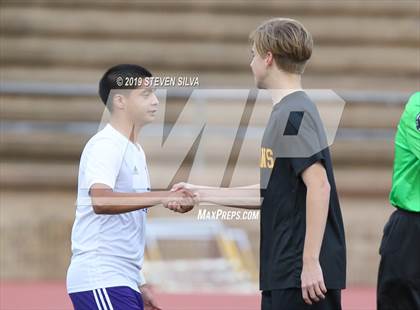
[0,0,419,295]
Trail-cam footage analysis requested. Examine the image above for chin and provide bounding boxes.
[145,116,155,124]
[138,120,149,126]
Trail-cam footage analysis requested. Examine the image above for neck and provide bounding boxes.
[109,117,140,143]
[264,70,303,105]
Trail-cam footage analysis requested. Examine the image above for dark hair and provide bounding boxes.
[98,64,152,110]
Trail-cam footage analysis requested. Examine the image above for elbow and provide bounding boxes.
[307,179,330,198]
[320,180,331,200]
[92,205,105,214]
[316,174,331,195]
[89,185,114,214]
[92,203,106,214]
[91,198,109,214]
[322,181,331,195]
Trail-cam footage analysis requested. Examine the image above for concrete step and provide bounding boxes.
[3,0,418,18]
[2,67,419,91]
[0,188,394,285]
[340,197,393,285]
[0,129,395,164]
[1,7,418,47]
[2,36,417,76]
[0,160,392,197]
[0,93,405,128]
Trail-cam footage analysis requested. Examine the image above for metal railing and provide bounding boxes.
[0,81,412,105]
[0,81,412,141]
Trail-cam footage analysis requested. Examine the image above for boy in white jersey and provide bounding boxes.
[67,64,195,310]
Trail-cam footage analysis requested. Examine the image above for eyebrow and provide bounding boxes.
[140,88,152,94]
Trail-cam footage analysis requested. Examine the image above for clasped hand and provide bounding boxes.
[163,182,198,213]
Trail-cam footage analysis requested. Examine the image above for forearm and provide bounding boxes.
[303,184,330,261]
[198,186,261,209]
[91,190,171,214]
[193,183,259,190]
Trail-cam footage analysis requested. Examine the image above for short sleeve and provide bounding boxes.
[290,151,325,177]
[287,109,326,177]
[402,92,420,160]
[84,138,124,191]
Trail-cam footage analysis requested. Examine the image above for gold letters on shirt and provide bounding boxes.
[260,147,274,169]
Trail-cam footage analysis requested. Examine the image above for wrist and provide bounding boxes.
[197,189,210,203]
[140,283,151,291]
[303,255,319,264]
[159,190,172,204]
[188,184,200,193]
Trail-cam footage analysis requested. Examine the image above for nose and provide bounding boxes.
[151,93,159,106]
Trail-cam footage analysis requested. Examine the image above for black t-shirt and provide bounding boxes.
[259,91,346,291]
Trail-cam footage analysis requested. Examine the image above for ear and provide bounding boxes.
[112,93,125,110]
[265,51,274,67]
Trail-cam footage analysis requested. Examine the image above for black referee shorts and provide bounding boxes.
[261,288,341,310]
[377,208,420,310]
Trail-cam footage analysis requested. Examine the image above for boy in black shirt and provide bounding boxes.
[169,18,346,309]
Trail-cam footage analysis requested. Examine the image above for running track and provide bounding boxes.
[0,282,376,310]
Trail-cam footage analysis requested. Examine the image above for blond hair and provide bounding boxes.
[250,18,313,74]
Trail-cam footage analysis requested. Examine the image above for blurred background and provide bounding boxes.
[0,0,419,309]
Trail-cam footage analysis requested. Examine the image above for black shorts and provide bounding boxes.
[377,208,420,310]
[261,288,341,310]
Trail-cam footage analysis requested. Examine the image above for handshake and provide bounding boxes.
[163,182,199,213]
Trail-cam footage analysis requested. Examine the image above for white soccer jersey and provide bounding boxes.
[67,124,150,293]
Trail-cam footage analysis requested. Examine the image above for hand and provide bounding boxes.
[165,183,200,213]
[140,284,162,310]
[168,182,200,213]
[301,258,327,305]
[171,182,197,193]
[165,192,200,213]
[162,189,196,213]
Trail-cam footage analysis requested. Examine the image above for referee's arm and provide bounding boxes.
[402,95,420,159]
